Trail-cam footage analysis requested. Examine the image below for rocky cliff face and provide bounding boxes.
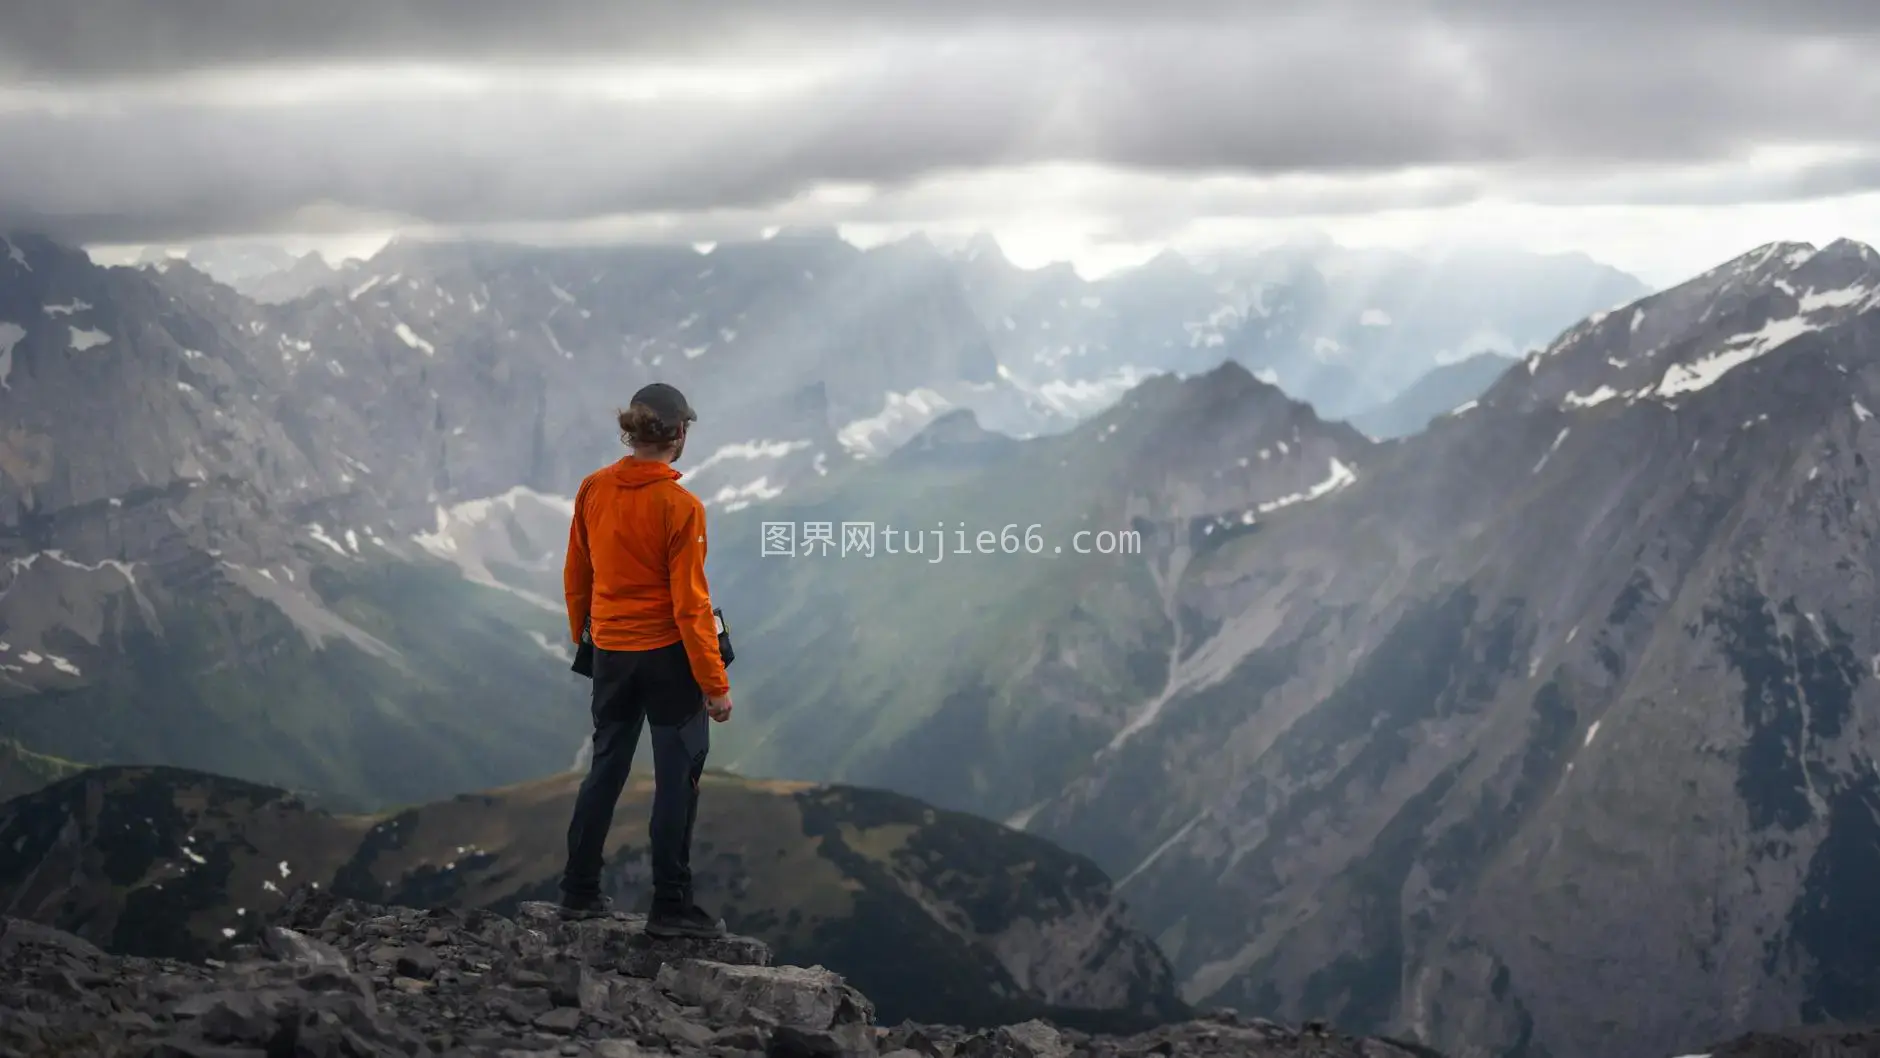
[1027,239,1880,1058]
[0,887,1451,1058]
[0,765,1186,1031]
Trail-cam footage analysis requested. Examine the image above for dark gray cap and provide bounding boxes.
[630,382,697,426]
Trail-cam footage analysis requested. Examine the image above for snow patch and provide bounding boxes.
[306,524,350,557]
[1030,367,1151,418]
[1799,284,1871,313]
[9,550,139,586]
[1533,428,1571,475]
[1183,304,1244,348]
[682,345,709,359]
[548,282,576,304]
[689,439,812,477]
[1359,308,1392,327]
[540,321,571,359]
[1256,458,1358,515]
[1654,314,1821,399]
[837,389,950,456]
[68,326,111,352]
[393,322,435,356]
[1562,385,1620,409]
[1583,720,1601,747]
[712,477,787,512]
[0,321,23,390]
[411,487,574,611]
[43,299,92,317]
[1857,401,1873,422]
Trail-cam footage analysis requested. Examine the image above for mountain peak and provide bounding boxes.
[894,407,1015,460]
[1138,248,1198,276]
[964,231,1007,265]
[1817,237,1880,266]
[1716,240,1819,276]
[1498,237,1879,418]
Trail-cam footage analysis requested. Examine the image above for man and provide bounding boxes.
[558,381,733,936]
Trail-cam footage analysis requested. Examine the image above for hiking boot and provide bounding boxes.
[558,893,616,921]
[645,902,726,939]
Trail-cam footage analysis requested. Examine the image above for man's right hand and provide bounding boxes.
[706,693,733,723]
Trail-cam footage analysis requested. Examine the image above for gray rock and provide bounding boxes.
[257,927,350,970]
[0,896,1455,1058]
[654,960,873,1034]
[956,1020,1071,1058]
[514,902,773,980]
[533,1007,582,1035]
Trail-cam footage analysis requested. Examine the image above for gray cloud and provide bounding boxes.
[9,0,1880,82]
[2,3,1879,245]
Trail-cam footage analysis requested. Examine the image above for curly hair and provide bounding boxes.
[617,403,686,448]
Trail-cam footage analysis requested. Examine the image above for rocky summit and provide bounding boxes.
[0,887,1438,1058]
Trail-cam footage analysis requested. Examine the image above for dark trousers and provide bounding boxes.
[561,640,709,907]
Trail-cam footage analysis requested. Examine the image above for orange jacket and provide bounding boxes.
[563,458,730,697]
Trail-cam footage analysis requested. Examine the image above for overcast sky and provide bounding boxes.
[7,0,1880,283]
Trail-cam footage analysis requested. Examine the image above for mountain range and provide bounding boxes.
[0,227,1640,808]
[631,237,1880,1058]
[8,221,1880,1057]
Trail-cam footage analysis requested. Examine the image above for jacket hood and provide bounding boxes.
[606,458,683,489]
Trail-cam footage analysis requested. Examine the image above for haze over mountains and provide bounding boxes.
[239,233,1880,1058]
[7,224,1880,1057]
[0,228,1637,803]
[702,237,1880,1058]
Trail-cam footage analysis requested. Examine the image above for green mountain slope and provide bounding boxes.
[0,764,1188,1031]
[702,364,1376,820]
[0,555,579,811]
[0,737,84,804]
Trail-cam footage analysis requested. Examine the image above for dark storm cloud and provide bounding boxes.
[2,1,1878,243]
[8,0,1880,81]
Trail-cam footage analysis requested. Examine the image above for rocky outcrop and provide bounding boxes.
[0,766,1188,1033]
[0,889,1435,1058]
